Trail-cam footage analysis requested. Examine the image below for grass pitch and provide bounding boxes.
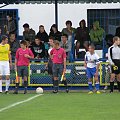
[0,91,120,120]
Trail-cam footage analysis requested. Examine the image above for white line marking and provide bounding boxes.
[0,94,43,112]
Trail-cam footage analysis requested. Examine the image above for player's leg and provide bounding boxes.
[86,68,93,93]
[93,67,100,94]
[60,65,69,93]
[0,76,2,93]
[110,66,116,93]
[14,66,21,94]
[52,64,59,93]
[4,61,10,94]
[117,73,120,92]
[0,62,3,93]
[23,66,29,94]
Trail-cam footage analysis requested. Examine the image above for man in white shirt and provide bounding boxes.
[84,44,100,94]
[108,36,120,93]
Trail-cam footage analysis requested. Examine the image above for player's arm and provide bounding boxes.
[24,50,34,59]
[84,54,87,68]
[108,47,114,65]
[63,50,67,71]
[9,53,12,66]
[95,54,100,75]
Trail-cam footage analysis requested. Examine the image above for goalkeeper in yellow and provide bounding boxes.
[0,35,12,94]
[108,36,120,93]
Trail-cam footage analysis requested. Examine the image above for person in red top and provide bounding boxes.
[14,40,34,94]
[50,40,68,93]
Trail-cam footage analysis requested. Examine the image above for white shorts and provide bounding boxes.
[0,61,10,75]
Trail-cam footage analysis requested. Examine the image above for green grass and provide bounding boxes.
[0,92,120,120]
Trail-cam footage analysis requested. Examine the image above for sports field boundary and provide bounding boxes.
[0,94,43,112]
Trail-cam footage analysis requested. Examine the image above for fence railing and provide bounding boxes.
[2,62,110,87]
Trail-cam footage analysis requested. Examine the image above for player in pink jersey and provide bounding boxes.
[14,40,34,94]
[50,40,68,93]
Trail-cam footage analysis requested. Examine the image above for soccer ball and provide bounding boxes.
[36,87,43,94]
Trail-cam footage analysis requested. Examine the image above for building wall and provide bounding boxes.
[2,3,120,35]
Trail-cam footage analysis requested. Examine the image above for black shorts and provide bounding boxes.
[17,66,29,77]
[111,66,120,75]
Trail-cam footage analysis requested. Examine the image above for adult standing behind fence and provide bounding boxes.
[6,14,17,35]
[8,33,20,61]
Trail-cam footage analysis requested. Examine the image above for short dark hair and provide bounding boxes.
[49,36,54,40]
[39,25,44,28]
[7,13,12,18]
[62,34,68,38]
[54,40,60,46]
[1,35,8,41]
[35,36,40,40]
[20,40,27,46]
[23,23,29,28]
[113,36,119,42]
[66,20,72,26]
[89,44,95,49]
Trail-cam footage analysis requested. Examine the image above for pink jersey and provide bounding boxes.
[16,48,34,66]
[50,48,66,64]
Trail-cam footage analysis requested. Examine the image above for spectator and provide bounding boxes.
[49,24,61,41]
[83,41,89,52]
[115,26,120,37]
[23,23,36,44]
[6,14,17,35]
[37,25,49,43]
[60,34,71,58]
[75,41,86,59]
[30,36,45,59]
[8,33,20,60]
[75,19,89,48]
[90,21,105,48]
[62,20,76,46]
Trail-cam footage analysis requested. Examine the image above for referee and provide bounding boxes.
[108,36,120,93]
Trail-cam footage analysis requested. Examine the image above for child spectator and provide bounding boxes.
[49,24,61,41]
[37,25,49,43]
[90,21,105,48]
[30,36,45,59]
[62,20,76,47]
[23,23,36,44]
[75,19,89,48]
[60,34,71,59]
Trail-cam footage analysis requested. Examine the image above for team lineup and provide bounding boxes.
[0,35,120,94]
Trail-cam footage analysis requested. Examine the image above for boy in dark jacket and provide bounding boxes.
[30,36,45,59]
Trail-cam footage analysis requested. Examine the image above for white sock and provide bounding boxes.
[0,80,2,92]
[6,80,10,91]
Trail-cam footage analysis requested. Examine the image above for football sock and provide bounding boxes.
[95,82,100,91]
[63,80,68,89]
[15,83,19,91]
[0,80,2,92]
[117,81,120,92]
[110,82,114,92]
[88,82,93,91]
[54,80,58,91]
[6,80,10,91]
[24,81,28,89]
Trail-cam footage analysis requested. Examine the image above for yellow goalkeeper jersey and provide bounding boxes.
[0,44,10,61]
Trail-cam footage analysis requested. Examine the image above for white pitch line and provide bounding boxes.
[0,94,43,112]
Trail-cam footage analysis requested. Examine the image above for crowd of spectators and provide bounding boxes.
[0,14,120,61]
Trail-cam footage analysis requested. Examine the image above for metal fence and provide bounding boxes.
[4,62,110,87]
